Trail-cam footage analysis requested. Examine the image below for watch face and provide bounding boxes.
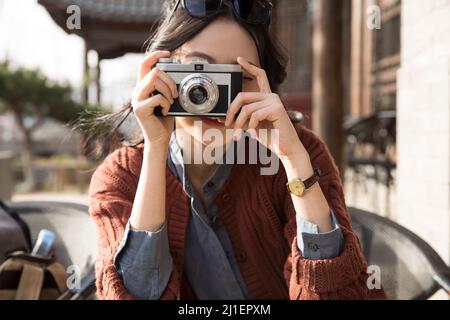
[289,179,305,197]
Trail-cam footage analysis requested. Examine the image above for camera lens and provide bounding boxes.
[179,73,219,114]
[189,86,208,105]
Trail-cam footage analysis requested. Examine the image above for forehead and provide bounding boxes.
[179,18,260,66]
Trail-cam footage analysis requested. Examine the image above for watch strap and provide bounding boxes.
[303,168,322,190]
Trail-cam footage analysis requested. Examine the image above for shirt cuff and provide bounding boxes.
[114,220,173,300]
[296,209,345,260]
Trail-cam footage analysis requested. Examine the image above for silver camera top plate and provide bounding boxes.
[156,59,242,73]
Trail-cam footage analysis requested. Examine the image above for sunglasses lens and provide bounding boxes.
[233,0,271,24]
[183,0,222,17]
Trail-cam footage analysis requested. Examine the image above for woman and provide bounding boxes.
[89,0,386,300]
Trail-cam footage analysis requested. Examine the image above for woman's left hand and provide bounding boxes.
[225,57,306,161]
[227,59,331,233]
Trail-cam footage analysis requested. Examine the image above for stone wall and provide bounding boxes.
[397,0,450,263]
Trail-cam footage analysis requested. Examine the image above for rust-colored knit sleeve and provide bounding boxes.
[89,146,181,300]
[279,125,386,300]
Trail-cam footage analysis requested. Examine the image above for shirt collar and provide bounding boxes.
[167,131,234,194]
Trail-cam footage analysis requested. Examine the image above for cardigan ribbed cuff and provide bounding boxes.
[98,263,136,300]
[291,231,368,293]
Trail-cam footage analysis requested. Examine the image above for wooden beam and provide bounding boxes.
[82,43,89,104]
[96,58,101,105]
[312,0,345,174]
[350,0,363,117]
[362,0,377,116]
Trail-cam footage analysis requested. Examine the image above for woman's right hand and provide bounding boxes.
[131,50,178,148]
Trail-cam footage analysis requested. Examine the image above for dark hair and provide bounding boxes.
[79,0,287,159]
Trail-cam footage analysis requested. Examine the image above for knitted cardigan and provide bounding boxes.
[89,124,386,300]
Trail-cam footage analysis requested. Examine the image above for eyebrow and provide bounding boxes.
[184,51,259,68]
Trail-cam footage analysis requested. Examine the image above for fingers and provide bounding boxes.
[233,100,269,130]
[138,50,171,82]
[133,51,178,120]
[247,107,271,131]
[157,69,178,98]
[140,74,173,103]
[136,68,175,104]
[233,104,272,141]
[237,56,271,93]
[133,94,171,117]
[225,92,266,127]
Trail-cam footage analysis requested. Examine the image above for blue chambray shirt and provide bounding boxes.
[114,132,344,300]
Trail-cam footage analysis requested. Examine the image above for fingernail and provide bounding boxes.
[233,130,241,141]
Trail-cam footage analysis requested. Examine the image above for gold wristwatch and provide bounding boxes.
[286,168,322,197]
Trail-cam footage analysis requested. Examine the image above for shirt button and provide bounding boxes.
[307,242,320,252]
[237,251,247,263]
[222,193,231,201]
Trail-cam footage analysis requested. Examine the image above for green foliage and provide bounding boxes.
[0,60,105,189]
[0,60,100,125]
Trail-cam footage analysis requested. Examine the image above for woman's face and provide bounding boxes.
[173,17,261,147]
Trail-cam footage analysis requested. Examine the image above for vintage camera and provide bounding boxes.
[154,58,242,117]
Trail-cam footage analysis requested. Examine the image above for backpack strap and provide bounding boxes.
[7,251,55,265]
[46,262,68,292]
[0,252,68,300]
[15,263,44,300]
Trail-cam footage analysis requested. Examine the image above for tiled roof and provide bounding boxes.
[38,0,165,23]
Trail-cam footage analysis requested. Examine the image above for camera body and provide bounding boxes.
[155,58,242,117]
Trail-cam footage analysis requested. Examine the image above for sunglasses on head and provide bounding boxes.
[171,0,272,26]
